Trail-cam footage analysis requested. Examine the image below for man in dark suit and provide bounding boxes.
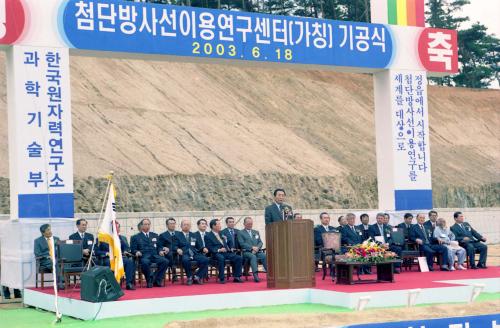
[314,212,337,249]
[369,213,403,273]
[341,213,363,247]
[410,213,449,271]
[34,224,64,289]
[221,217,240,252]
[424,210,438,234]
[69,218,95,259]
[130,218,169,288]
[96,221,136,290]
[158,217,178,281]
[193,219,210,258]
[237,217,267,282]
[450,211,487,269]
[264,188,293,224]
[206,218,243,284]
[357,213,371,242]
[383,213,393,229]
[397,213,414,242]
[176,219,208,285]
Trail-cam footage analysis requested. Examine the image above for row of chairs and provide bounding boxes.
[36,240,266,289]
[315,231,480,280]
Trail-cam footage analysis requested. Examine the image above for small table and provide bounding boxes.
[335,260,402,285]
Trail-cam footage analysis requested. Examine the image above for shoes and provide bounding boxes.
[441,266,450,271]
[457,265,467,270]
[172,275,179,282]
[57,284,65,290]
[218,279,226,284]
[477,264,487,269]
[449,266,456,271]
[126,283,136,290]
[193,276,203,285]
[315,268,321,272]
[253,274,260,283]
[393,268,400,274]
[471,266,478,270]
[186,278,193,286]
[153,281,163,287]
[428,267,434,272]
[233,277,244,283]
[147,282,153,288]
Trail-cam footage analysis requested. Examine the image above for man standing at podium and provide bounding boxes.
[265,188,294,224]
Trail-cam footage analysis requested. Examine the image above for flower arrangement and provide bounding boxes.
[337,239,397,263]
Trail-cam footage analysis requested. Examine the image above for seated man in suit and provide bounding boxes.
[424,210,438,234]
[176,219,208,285]
[450,211,487,269]
[315,212,337,249]
[206,218,243,284]
[237,217,267,282]
[337,215,347,229]
[96,221,136,290]
[221,217,240,252]
[193,219,210,259]
[69,218,95,260]
[158,217,178,281]
[341,213,363,248]
[293,213,303,220]
[264,188,293,224]
[397,213,414,242]
[369,213,402,273]
[383,213,393,229]
[357,213,371,242]
[410,213,450,271]
[130,218,169,288]
[34,224,64,289]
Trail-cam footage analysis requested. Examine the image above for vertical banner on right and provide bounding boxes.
[374,69,432,211]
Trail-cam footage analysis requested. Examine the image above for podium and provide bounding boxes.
[266,219,315,289]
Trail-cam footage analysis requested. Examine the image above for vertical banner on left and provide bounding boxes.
[7,45,74,219]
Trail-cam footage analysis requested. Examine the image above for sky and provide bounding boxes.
[461,0,500,37]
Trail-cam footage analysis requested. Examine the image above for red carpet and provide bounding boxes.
[31,266,499,301]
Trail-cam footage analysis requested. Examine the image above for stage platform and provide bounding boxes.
[23,267,500,320]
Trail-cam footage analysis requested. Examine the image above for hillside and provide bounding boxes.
[0,54,498,212]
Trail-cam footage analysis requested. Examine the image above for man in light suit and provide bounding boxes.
[264,188,293,225]
[34,224,64,289]
[69,218,95,259]
[237,217,267,282]
[130,218,169,288]
[450,211,487,269]
[205,218,243,284]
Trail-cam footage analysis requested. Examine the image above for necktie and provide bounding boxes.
[420,225,428,242]
[80,233,84,239]
[247,230,252,238]
[229,229,235,246]
[201,233,205,247]
[185,233,189,241]
[146,233,149,239]
[351,226,355,233]
[47,238,54,259]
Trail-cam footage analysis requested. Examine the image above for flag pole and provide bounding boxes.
[85,171,114,271]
